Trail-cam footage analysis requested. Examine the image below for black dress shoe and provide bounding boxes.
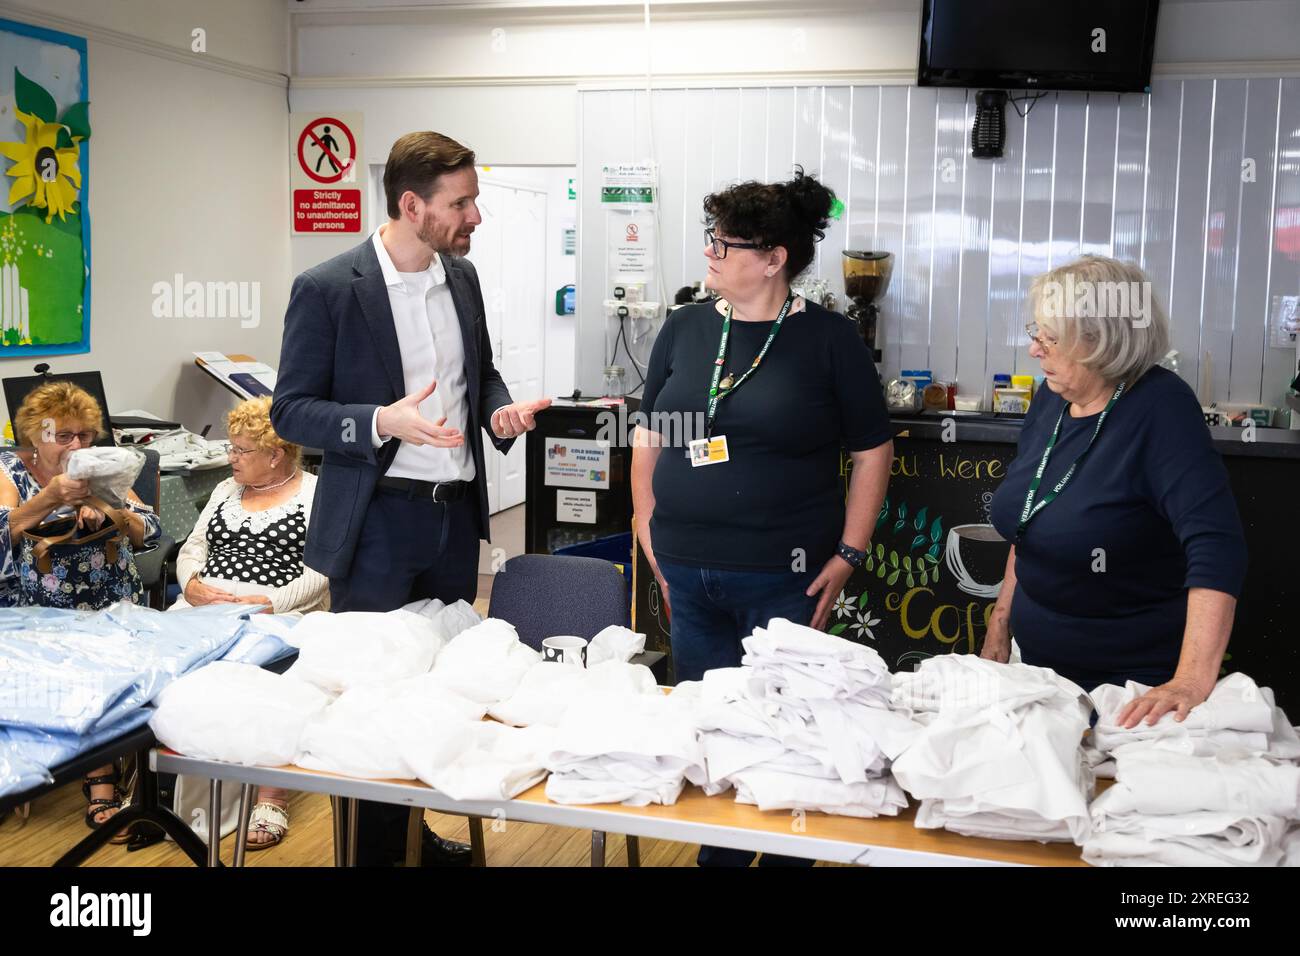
[417,824,473,867]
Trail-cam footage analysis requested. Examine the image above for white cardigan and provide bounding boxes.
[172,473,329,614]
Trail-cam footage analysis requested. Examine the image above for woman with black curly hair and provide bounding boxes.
[631,169,894,865]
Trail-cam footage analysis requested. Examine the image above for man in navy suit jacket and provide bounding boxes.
[271,131,549,865]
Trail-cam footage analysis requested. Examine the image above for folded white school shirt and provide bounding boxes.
[544,692,704,806]
[151,661,330,766]
[430,618,541,704]
[730,769,908,819]
[891,654,1085,716]
[286,610,444,693]
[1093,747,1300,818]
[1090,672,1298,759]
[742,619,893,705]
[1082,812,1289,867]
[915,802,1081,843]
[891,656,1093,843]
[295,675,486,779]
[487,660,658,728]
[402,722,557,802]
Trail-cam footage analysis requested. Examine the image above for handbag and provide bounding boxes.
[17,495,144,610]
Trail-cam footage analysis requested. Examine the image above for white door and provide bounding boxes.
[472,182,505,514]
[469,180,547,514]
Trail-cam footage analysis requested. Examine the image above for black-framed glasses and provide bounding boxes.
[52,430,96,446]
[705,228,765,259]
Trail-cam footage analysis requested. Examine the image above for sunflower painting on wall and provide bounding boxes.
[0,19,90,354]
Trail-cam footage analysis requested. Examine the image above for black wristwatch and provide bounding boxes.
[835,541,867,568]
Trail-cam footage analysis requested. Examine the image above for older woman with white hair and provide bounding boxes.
[982,255,1246,729]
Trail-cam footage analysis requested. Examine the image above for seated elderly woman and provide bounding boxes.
[0,381,162,832]
[982,255,1247,729]
[170,395,327,850]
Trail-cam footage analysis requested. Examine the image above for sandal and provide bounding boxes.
[82,763,127,834]
[246,801,289,851]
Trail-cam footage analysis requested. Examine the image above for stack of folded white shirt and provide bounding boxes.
[544,692,704,807]
[683,618,914,818]
[1082,671,1300,866]
[1087,672,1300,775]
[890,655,1093,842]
[1083,748,1300,866]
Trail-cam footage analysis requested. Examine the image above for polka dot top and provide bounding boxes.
[202,495,307,587]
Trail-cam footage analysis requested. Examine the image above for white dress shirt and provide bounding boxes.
[368,227,475,482]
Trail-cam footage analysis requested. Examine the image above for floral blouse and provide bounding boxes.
[0,450,162,608]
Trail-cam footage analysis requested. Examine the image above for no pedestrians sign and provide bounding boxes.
[291,112,365,234]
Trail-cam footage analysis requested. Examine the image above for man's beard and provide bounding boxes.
[417,212,448,254]
[418,212,469,255]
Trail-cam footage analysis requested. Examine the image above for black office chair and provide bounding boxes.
[487,553,639,867]
[488,554,631,649]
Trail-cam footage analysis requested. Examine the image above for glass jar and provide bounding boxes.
[603,365,626,399]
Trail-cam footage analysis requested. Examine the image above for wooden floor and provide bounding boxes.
[0,782,717,867]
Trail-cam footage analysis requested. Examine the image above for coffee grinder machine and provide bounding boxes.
[842,251,893,362]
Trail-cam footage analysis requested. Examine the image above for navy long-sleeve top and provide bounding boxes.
[989,366,1247,691]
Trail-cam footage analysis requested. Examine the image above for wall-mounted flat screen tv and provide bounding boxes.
[918,0,1160,93]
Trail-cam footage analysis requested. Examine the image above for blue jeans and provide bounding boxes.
[658,557,820,868]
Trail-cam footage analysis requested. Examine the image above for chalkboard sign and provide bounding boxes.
[832,437,1015,670]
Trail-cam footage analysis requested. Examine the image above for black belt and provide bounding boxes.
[376,476,472,502]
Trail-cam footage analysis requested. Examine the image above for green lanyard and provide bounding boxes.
[705,292,794,438]
[1016,381,1126,539]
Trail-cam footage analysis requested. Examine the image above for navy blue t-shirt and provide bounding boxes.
[641,299,893,572]
[989,366,1247,691]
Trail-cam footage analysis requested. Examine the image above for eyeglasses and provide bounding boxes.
[1025,323,1060,355]
[705,229,766,260]
[52,431,96,446]
[228,445,261,459]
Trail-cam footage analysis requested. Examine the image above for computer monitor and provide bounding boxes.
[2,370,117,447]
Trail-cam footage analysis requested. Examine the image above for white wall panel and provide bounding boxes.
[578,75,1300,414]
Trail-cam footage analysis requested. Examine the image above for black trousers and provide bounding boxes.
[328,484,480,865]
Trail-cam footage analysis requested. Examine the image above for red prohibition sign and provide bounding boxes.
[297,117,357,184]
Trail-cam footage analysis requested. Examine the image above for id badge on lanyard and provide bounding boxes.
[689,435,730,467]
[698,293,793,468]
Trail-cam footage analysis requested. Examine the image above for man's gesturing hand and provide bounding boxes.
[376,379,465,448]
[491,399,553,439]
